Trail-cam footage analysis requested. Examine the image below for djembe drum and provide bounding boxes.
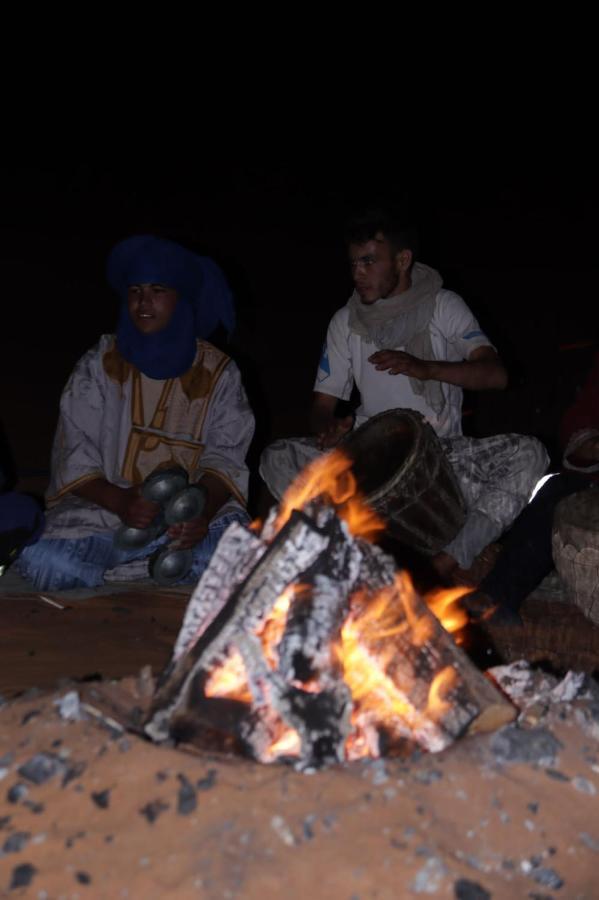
[341,409,467,555]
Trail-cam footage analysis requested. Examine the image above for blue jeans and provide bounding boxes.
[17,511,248,591]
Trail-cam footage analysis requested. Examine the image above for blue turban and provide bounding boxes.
[107,235,236,379]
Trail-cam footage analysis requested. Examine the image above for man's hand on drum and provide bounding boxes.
[369,350,430,380]
[316,415,354,450]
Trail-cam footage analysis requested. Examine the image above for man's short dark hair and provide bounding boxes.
[344,209,419,258]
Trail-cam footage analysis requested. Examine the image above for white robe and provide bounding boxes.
[43,335,255,539]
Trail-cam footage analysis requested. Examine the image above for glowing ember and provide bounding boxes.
[273,449,385,542]
[257,584,306,670]
[265,728,301,760]
[204,648,251,702]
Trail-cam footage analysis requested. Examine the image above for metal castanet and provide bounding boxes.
[149,546,194,587]
[164,484,207,526]
[341,408,467,555]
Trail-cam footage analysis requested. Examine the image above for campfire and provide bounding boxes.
[144,449,516,769]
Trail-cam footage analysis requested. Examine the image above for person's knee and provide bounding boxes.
[520,435,550,479]
[17,539,104,591]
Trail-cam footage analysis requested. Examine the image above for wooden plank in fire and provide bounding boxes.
[144,509,333,742]
[170,521,267,666]
[342,574,516,753]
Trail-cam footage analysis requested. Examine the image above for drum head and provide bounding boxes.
[341,409,421,501]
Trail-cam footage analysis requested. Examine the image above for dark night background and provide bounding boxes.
[2,152,598,511]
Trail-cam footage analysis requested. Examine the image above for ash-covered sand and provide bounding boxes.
[0,663,598,899]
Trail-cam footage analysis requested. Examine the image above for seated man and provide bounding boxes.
[260,209,548,582]
[473,349,599,621]
[17,236,255,590]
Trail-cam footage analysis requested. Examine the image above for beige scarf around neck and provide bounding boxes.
[347,262,445,415]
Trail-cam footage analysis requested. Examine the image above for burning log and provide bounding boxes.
[144,449,516,769]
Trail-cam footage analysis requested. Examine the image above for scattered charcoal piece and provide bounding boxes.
[91,789,111,810]
[104,835,114,843]
[23,801,45,814]
[20,709,41,725]
[55,691,81,721]
[51,739,62,748]
[9,863,37,889]
[62,761,87,788]
[580,832,599,852]
[414,769,443,785]
[65,831,86,849]
[3,831,30,854]
[18,753,64,785]
[76,871,92,885]
[176,774,197,815]
[155,771,169,783]
[454,879,491,900]
[0,752,14,767]
[7,783,28,804]
[572,776,596,795]
[196,769,217,791]
[390,838,407,849]
[322,814,337,831]
[139,800,169,824]
[490,727,563,765]
[545,769,570,782]
[530,868,564,890]
[459,854,484,871]
[303,816,316,840]
[411,858,448,894]
[0,816,12,829]
[527,802,539,814]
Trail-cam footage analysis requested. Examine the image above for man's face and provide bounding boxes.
[127,283,179,334]
[348,234,399,304]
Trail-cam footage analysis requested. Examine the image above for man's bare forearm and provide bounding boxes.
[424,358,508,391]
[73,478,125,516]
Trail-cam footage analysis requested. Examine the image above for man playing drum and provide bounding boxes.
[260,210,548,584]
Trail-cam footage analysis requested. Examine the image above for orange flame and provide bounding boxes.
[256,584,305,669]
[425,585,471,644]
[205,584,302,703]
[427,665,458,721]
[330,574,469,758]
[204,647,252,702]
[273,449,384,542]
[265,728,301,759]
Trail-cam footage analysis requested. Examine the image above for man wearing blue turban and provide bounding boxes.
[17,236,255,590]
